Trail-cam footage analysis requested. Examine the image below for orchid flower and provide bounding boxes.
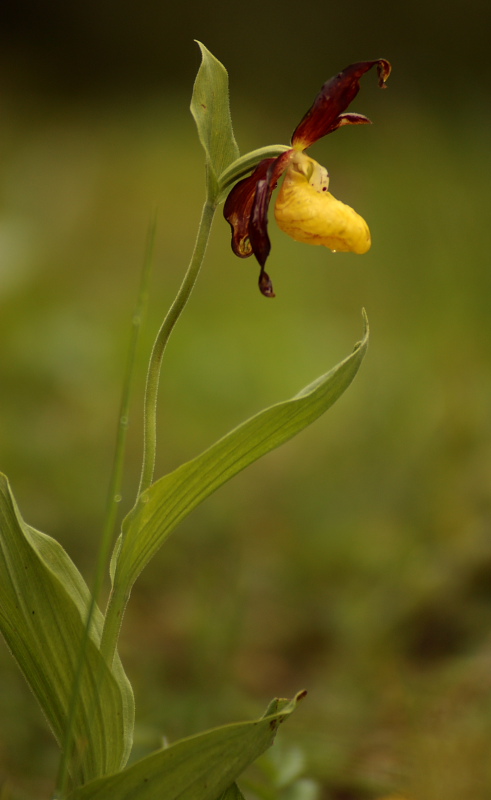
[223,60,391,297]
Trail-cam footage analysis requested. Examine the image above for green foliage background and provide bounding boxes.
[1,2,491,797]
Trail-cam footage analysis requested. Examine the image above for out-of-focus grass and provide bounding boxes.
[1,87,491,798]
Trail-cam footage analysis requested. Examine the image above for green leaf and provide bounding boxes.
[190,41,240,202]
[0,474,134,787]
[67,692,306,800]
[113,313,368,591]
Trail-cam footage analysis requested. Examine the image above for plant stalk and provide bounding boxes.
[137,198,216,497]
[100,198,216,668]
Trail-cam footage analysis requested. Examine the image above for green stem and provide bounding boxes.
[100,198,216,667]
[138,198,216,496]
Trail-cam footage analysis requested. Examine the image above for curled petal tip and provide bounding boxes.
[376,59,392,88]
[259,270,275,297]
[335,112,373,130]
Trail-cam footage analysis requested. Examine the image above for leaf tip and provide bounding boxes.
[194,39,205,56]
[353,308,369,352]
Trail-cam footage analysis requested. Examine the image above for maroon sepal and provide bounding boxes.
[248,154,290,266]
[249,151,292,296]
[291,59,391,149]
[223,158,276,258]
[224,151,293,297]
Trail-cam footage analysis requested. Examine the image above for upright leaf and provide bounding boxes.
[67,692,306,800]
[0,475,134,787]
[113,314,368,590]
[190,41,240,201]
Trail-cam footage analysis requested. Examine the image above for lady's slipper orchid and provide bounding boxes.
[223,59,391,296]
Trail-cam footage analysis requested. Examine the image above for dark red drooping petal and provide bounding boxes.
[223,158,276,258]
[292,59,391,149]
[223,151,293,297]
[248,152,292,267]
[248,151,293,296]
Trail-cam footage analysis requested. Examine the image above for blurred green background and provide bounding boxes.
[1,0,491,797]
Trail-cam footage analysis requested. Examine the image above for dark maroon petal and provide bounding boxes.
[224,151,293,296]
[223,158,276,258]
[292,59,391,149]
[248,151,293,267]
[248,150,293,297]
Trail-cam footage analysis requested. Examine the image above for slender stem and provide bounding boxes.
[99,215,156,594]
[137,199,216,496]
[99,198,216,668]
[53,219,156,799]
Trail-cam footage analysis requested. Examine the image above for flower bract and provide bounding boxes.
[223,59,391,296]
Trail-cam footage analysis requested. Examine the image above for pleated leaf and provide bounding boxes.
[113,313,368,590]
[67,692,305,800]
[190,41,240,201]
[0,474,134,787]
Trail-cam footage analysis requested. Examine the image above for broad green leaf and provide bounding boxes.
[190,41,240,201]
[113,314,368,590]
[67,692,306,800]
[0,474,134,787]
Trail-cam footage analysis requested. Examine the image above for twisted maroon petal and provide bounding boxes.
[223,158,276,258]
[248,150,293,296]
[223,151,293,297]
[249,151,292,268]
[292,59,391,149]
